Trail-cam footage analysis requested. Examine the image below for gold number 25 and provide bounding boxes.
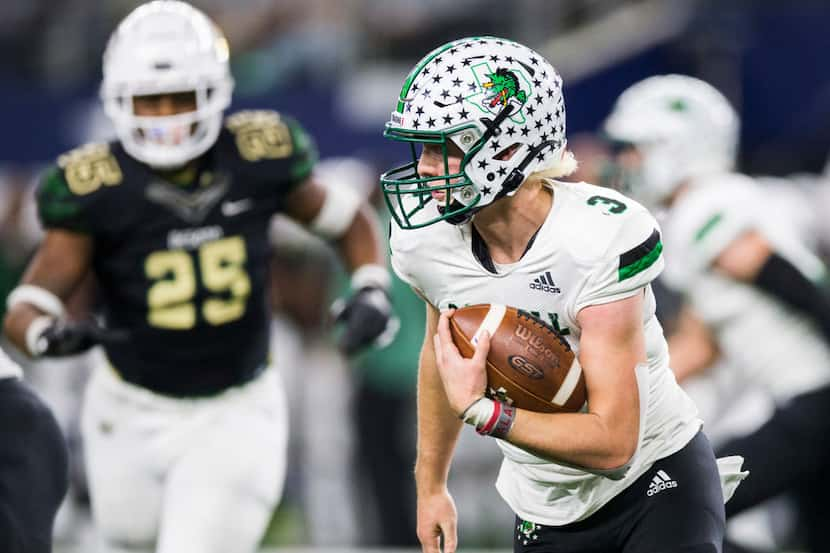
[145,236,252,330]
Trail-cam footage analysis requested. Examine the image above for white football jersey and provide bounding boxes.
[391,180,701,525]
[661,172,830,400]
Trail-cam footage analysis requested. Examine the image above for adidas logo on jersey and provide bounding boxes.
[647,470,678,496]
[529,272,561,294]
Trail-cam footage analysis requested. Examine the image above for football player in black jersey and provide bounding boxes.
[0,348,68,553]
[2,2,392,552]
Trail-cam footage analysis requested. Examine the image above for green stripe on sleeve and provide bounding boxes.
[694,213,724,242]
[618,241,663,281]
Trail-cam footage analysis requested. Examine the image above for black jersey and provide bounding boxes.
[37,110,317,397]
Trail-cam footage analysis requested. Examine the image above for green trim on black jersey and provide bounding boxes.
[37,167,91,233]
[694,213,724,242]
[618,229,662,282]
[286,118,317,182]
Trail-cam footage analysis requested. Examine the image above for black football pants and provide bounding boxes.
[513,431,724,553]
[716,385,830,553]
[0,377,68,553]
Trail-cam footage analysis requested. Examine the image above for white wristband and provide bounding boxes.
[460,397,496,428]
[351,264,391,291]
[7,285,66,318]
[25,315,55,357]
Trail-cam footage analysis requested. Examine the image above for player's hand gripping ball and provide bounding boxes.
[449,304,586,413]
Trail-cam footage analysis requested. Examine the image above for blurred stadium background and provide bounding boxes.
[2,0,830,552]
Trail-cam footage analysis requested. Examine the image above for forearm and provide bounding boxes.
[335,206,385,273]
[506,409,636,470]
[415,323,463,493]
[667,307,720,383]
[2,230,92,356]
[753,253,830,339]
[504,295,643,471]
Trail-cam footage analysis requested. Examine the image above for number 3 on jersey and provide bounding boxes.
[587,195,627,214]
[145,236,251,329]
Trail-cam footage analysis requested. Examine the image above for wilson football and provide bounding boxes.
[449,304,586,413]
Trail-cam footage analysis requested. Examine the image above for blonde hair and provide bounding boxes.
[532,149,579,180]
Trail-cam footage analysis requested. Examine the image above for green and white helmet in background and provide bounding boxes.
[603,74,739,208]
[381,37,567,229]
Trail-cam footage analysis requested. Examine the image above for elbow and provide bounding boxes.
[599,447,636,472]
[594,431,638,472]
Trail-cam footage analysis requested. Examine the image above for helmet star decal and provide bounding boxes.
[381,36,567,229]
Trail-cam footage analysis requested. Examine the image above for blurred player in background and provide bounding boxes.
[2,2,392,553]
[0,347,67,553]
[604,74,830,553]
[382,36,745,553]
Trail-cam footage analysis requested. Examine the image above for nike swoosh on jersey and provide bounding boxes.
[221,198,254,217]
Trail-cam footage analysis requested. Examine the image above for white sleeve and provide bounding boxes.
[573,212,664,316]
[390,250,418,290]
[389,224,427,299]
[661,181,756,291]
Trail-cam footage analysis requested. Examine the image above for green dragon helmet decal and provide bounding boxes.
[381,36,567,229]
[483,68,528,108]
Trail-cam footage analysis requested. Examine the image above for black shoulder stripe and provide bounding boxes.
[620,228,660,267]
[618,228,662,281]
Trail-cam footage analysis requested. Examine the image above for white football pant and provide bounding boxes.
[81,362,288,553]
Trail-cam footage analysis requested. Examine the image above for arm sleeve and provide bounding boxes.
[661,182,756,290]
[754,252,830,342]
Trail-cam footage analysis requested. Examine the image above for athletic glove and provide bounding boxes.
[32,318,127,357]
[332,286,396,356]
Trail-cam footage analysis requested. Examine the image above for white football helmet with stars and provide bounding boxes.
[381,36,568,229]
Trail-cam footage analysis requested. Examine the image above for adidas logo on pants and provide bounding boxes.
[646,470,678,496]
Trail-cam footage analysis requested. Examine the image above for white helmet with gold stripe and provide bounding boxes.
[101,0,234,169]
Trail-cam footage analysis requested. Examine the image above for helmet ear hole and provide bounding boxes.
[494,143,521,161]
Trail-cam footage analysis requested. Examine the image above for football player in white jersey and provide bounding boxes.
[604,74,830,553]
[382,37,746,553]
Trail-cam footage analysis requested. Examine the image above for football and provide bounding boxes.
[449,304,586,413]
